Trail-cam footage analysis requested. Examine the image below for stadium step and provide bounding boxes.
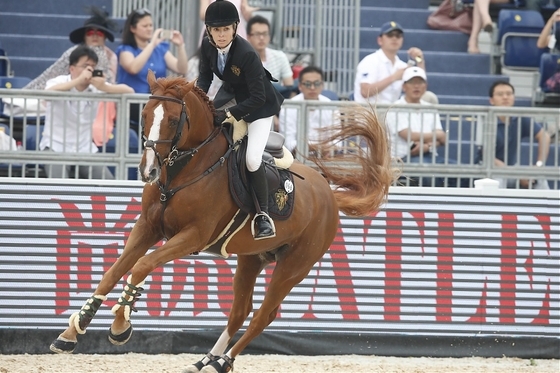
[360,0,430,9]
[360,7,432,30]
[360,28,469,53]
[427,72,508,97]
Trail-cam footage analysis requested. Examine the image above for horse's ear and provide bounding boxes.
[147,70,157,93]
[186,80,196,91]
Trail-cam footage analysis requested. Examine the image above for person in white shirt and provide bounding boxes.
[247,15,295,98]
[279,66,337,154]
[353,21,426,104]
[385,67,461,187]
[40,45,134,179]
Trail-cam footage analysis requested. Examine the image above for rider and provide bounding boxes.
[197,0,284,240]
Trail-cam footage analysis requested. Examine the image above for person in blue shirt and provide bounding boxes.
[117,8,188,129]
[117,8,188,93]
[489,80,551,189]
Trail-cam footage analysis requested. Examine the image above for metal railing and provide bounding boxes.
[0,89,558,189]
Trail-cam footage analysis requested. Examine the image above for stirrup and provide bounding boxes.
[251,212,276,240]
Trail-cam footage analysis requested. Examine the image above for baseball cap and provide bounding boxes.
[379,21,404,36]
[402,67,427,83]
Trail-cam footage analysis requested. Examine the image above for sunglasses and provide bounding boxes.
[134,8,151,16]
[86,29,105,37]
[301,81,323,89]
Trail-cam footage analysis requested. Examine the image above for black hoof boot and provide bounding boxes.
[49,336,77,354]
[203,355,235,373]
[253,213,276,240]
[108,323,133,345]
[182,353,218,373]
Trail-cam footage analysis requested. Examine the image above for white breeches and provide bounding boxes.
[246,116,273,172]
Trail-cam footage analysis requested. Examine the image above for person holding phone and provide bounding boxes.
[116,8,188,131]
[116,8,188,94]
[39,45,134,179]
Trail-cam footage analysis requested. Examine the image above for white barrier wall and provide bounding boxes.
[0,179,558,341]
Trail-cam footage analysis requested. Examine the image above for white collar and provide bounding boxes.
[217,42,233,55]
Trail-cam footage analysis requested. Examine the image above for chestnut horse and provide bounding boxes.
[49,70,394,373]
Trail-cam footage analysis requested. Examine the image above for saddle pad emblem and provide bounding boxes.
[275,189,289,211]
[284,179,294,194]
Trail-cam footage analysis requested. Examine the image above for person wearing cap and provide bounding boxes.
[24,6,118,90]
[197,0,284,241]
[385,66,462,187]
[353,21,426,105]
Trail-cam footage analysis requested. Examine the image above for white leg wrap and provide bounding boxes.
[70,294,107,334]
[111,277,145,321]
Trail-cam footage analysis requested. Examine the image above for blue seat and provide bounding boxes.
[498,10,545,69]
[0,76,31,89]
[0,76,42,131]
[99,128,140,180]
[539,53,560,93]
[534,53,560,105]
[321,89,339,101]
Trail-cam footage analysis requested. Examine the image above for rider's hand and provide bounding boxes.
[214,109,228,126]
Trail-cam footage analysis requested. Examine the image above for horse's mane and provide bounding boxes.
[153,76,216,114]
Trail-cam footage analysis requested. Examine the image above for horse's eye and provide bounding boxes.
[170,119,179,127]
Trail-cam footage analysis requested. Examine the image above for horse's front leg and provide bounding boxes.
[183,255,267,373]
[109,228,202,346]
[50,218,159,353]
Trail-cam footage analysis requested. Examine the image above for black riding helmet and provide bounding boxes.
[205,0,240,46]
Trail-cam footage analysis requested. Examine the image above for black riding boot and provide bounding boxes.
[248,163,276,240]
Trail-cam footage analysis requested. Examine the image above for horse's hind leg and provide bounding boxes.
[183,254,266,373]
[202,246,326,373]
[49,218,159,353]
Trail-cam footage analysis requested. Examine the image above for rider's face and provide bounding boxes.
[209,25,235,49]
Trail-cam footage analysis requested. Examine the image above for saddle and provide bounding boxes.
[227,124,296,221]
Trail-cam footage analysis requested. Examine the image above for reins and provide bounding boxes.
[143,93,241,239]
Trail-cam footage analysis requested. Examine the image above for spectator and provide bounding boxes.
[39,45,134,179]
[247,15,295,98]
[488,80,551,189]
[468,0,510,54]
[24,6,118,89]
[385,67,461,187]
[116,8,188,93]
[197,0,284,240]
[117,8,188,129]
[353,21,428,105]
[278,66,337,154]
[537,7,560,50]
[199,0,258,40]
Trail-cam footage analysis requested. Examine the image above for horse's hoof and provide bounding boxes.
[199,365,219,373]
[200,356,234,373]
[107,323,133,345]
[49,336,77,354]
[182,364,203,373]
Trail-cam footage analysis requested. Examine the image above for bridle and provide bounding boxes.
[142,95,190,167]
[141,93,238,238]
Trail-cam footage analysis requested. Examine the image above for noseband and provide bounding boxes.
[142,95,190,167]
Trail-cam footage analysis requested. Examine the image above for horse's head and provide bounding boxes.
[139,70,215,183]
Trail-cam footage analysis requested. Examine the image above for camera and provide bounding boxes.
[160,29,172,39]
[92,70,103,77]
[407,56,423,67]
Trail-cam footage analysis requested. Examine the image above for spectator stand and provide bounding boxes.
[533,52,560,106]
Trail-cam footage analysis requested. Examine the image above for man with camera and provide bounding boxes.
[39,45,133,179]
[353,21,428,104]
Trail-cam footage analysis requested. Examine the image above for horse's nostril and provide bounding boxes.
[149,168,158,180]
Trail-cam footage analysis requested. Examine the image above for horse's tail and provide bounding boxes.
[310,106,398,217]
